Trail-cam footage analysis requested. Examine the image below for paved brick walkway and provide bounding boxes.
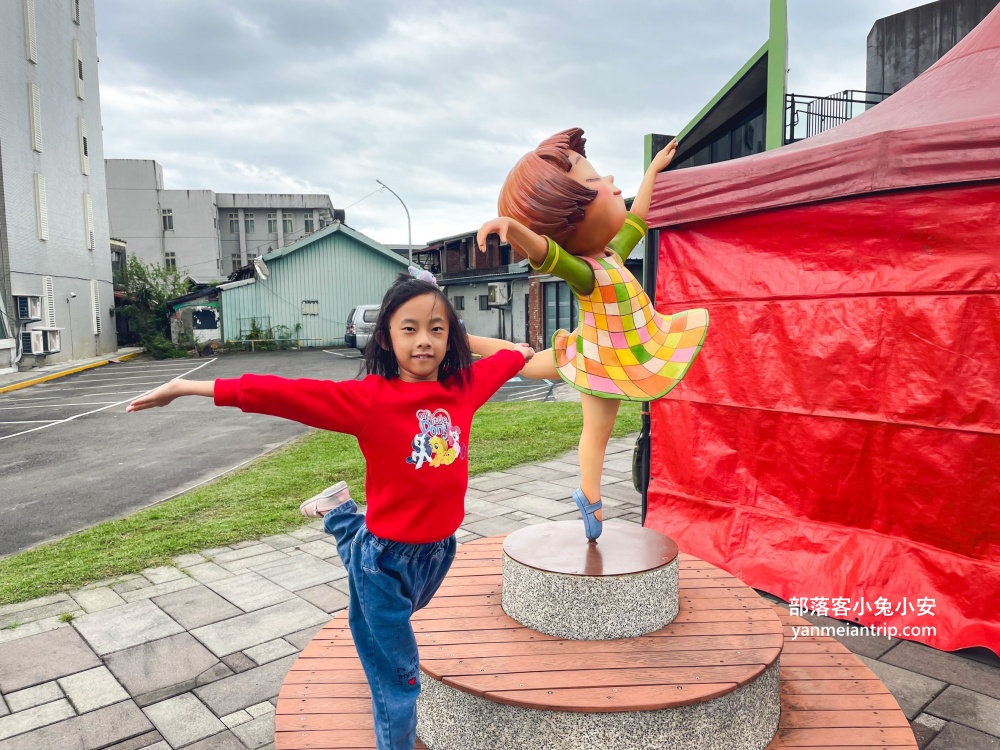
[0,437,997,749]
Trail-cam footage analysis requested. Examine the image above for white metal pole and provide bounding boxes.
[376,179,412,265]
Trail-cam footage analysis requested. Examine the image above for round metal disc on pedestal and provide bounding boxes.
[502,520,679,576]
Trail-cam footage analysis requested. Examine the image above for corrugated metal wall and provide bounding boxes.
[220,229,406,346]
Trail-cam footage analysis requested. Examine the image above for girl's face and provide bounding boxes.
[386,292,449,382]
[566,154,627,254]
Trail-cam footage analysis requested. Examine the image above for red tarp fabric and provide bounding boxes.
[646,184,1000,653]
[647,5,1000,228]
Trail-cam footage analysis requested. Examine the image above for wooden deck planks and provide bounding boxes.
[275,535,916,750]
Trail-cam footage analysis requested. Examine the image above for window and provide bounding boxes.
[303,212,314,233]
[193,309,218,330]
[453,295,464,310]
[283,213,293,233]
[363,309,379,323]
[28,83,42,152]
[161,209,173,231]
[83,193,95,250]
[73,40,84,99]
[214,216,218,229]
[78,117,89,174]
[34,173,48,240]
[231,253,241,272]
[112,250,124,273]
[25,0,38,62]
[71,0,80,23]
[244,213,255,233]
[164,252,176,269]
[90,279,102,335]
[301,300,319,315]
[267,213,277,233]
[229,213,239,233]
[543,282,579,344]
[479,294,489,311]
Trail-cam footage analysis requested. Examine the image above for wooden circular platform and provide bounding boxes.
[275,534,919,750]
[503,520,679,576]
[416,536,780,712]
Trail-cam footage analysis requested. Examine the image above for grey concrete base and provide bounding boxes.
[416,660,781,750]
[501,554,679,640]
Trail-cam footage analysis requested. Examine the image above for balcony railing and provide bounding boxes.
[438,264,526,282]
[785,90,891,144]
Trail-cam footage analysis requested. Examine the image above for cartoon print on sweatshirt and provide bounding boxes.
[407,408,463,469]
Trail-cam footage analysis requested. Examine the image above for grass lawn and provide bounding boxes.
[0,401,641,606]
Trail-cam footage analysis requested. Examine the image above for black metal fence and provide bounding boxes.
[785,90,891,144]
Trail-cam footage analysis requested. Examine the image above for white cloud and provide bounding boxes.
[95,0,933,244]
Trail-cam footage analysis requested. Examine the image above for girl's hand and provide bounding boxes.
[649,138,679,172]
[126,379,214,412]
[515,343,535,363]
[126,381,184,412]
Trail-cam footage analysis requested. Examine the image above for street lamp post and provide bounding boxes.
[375,179,412,266]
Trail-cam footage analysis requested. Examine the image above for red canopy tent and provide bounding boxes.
[644,6,1000,653]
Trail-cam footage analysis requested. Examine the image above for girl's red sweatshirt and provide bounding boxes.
[213,349,526,543]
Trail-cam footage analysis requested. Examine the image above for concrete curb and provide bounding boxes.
[0,351,145,395]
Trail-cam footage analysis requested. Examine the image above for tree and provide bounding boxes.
[114,256,191,358]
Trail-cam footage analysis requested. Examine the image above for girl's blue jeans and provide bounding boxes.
[323,499,456,750]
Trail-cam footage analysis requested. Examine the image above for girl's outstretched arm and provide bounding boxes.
[127,379,214,412]
[630,138,678,221]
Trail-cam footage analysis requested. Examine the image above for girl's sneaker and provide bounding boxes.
[300,481,352,518]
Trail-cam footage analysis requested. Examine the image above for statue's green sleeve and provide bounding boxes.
[529,238,595,296]
[608,212,649,262]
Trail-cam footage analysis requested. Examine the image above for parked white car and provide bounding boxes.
[344,305,380,351]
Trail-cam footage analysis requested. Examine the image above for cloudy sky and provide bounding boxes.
[94,0,918,247]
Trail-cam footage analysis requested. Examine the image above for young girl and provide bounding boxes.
[127,272,533,750]
[470,128,708,542]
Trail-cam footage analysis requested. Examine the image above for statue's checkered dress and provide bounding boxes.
[553,254,708,401]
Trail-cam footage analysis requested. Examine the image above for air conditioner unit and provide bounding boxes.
[15,295,42,321]
[487,282,510,306]
[20,328,60,355]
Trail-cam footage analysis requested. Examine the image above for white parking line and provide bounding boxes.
[508,386,554,402]
[0,420,60,424]
[0,401,125,410]
[0,391,149,405]
[0,360,217,442]
[71,373,196,384]
[22,380,175,394]
[93,362,200,370]
[323,350,362,358]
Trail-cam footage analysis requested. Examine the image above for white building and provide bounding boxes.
[105,159,340,281]
[0,0,116,373]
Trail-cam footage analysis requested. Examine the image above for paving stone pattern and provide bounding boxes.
[0,436,996,748]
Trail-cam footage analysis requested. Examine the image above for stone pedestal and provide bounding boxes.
[501,521,680,640]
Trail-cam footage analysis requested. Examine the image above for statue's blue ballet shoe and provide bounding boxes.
[572,488,603,541]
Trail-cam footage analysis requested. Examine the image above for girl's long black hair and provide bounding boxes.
[363,273,473,387]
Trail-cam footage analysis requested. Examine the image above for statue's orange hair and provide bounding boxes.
[497,128,598,250]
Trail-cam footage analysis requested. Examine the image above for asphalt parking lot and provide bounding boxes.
[0,350,556,557]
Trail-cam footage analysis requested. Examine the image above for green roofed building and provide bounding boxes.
[646,0,789,171]
[217,221,407,348]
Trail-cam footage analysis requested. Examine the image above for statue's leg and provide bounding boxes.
[574,393,621,538]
